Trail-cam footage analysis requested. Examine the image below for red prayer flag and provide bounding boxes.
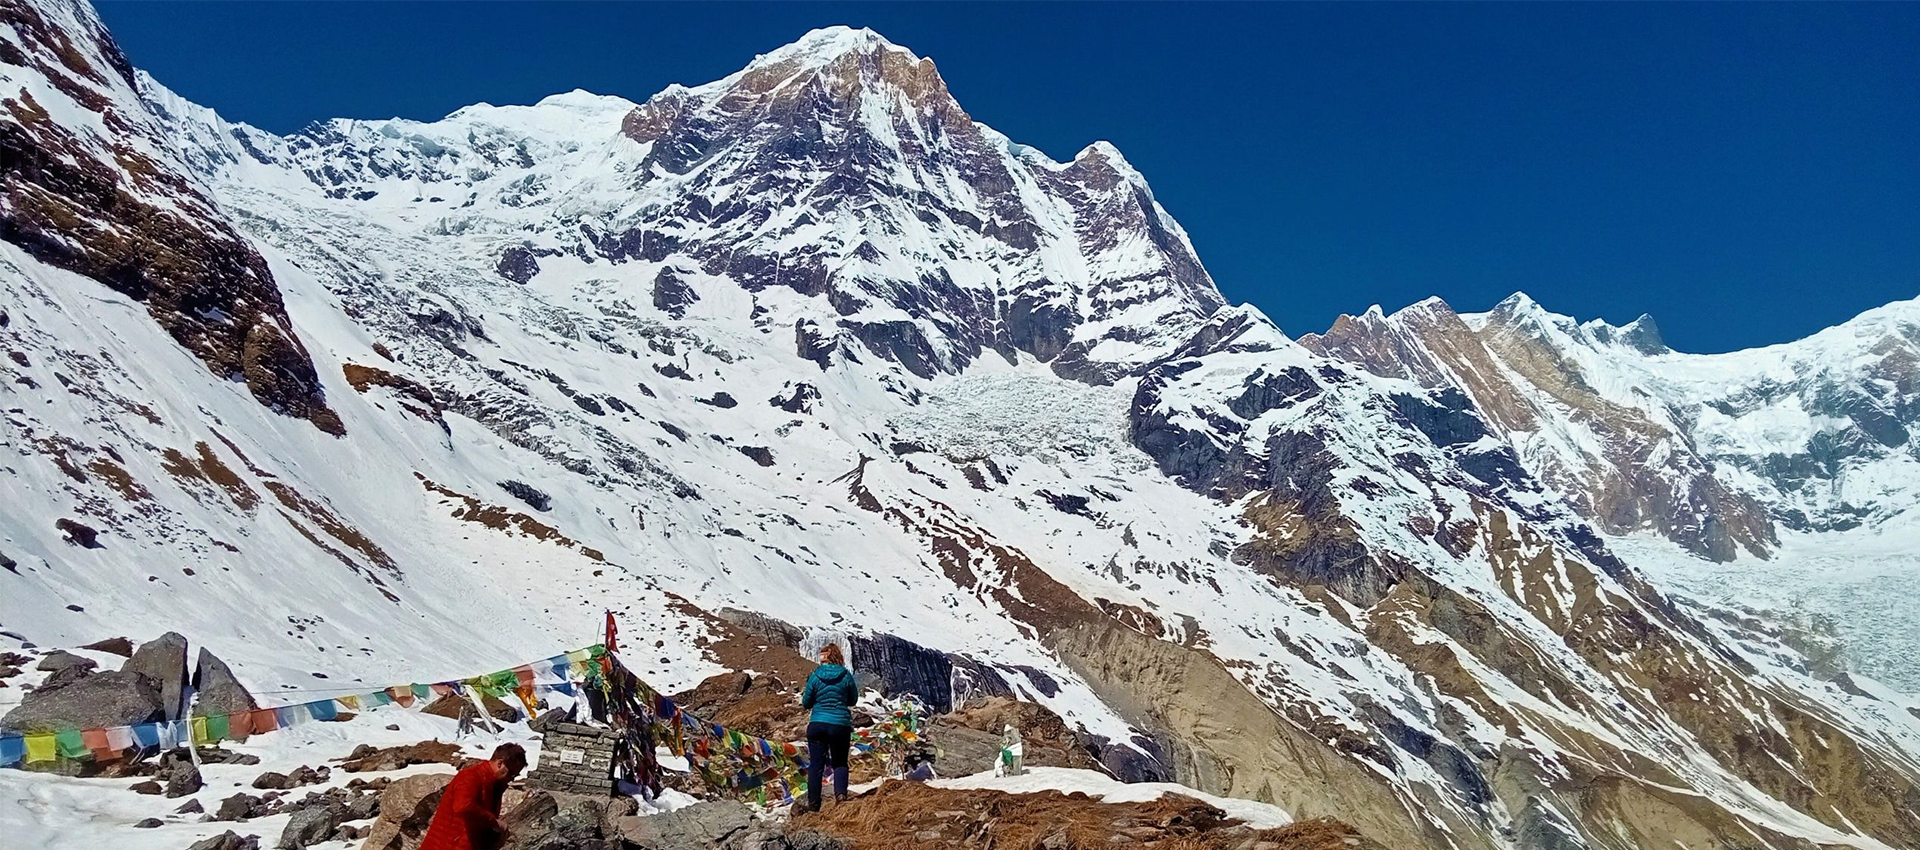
[81,727,112,758]
[250,709,278,734]
[604,611,619,655]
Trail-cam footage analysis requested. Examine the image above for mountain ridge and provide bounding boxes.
[7,5,1920,849]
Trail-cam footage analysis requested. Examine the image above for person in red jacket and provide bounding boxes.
[420,743,528,850]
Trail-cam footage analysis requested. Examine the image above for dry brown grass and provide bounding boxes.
[794,780,1380,850]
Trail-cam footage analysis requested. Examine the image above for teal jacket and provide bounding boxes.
[800,663,858,728]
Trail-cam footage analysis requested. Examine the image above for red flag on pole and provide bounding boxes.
[604,610,619,656]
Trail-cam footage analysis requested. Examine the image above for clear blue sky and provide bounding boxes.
[98,2,1918,353]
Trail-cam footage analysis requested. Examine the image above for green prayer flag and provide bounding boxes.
[205,714,230,742]
[54,729,86,759]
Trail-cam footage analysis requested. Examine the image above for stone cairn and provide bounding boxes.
[524,722,617,796]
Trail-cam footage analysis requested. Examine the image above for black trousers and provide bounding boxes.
[805,721,851,809]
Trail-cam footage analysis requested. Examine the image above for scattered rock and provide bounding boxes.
[215,792,268,821]
[338,739,466,773]
[498,480,552,512]
[344,789,380,821]
[278,800,346,849]
[698,392,739,409]
[192,647,258,717]
[79,636,136,657]
[134,817,164,828]
[176,798,206,815]
[252,771,290,790]
[287,764,329,787]
[360,772,453,850]
[129,779,162,795]
[55,518,102,548]
[160,751,206,797]
[187,831,261,850]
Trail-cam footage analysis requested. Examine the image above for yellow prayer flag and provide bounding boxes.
[565,649,590,663]
[25,734,56,763]
[338,695,361,711]
[190,716,209,746]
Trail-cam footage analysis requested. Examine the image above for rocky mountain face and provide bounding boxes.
[1304,292,1920,560]
[6,4,1920,849]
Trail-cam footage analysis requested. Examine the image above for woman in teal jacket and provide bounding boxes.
[800,642,858,810]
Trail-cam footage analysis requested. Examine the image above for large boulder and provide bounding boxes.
[612,800,755,850]
[193,647,258,717]
[122,632,189,720]
[360,773,453,850]
[0,670,161,734]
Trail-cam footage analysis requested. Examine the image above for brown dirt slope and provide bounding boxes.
[795,779,1383,850]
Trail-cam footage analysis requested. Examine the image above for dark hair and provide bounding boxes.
[491,742,528,770]
[820,643,845,666]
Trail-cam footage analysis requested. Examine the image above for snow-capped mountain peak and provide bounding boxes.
[8,4,1920,849]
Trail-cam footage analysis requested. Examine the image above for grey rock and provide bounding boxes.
[783,830,849,850]
[129,779,162,795]
[251,771,290,790]
[187,832,261,850]
[215,792,265,821]
[277,801,346,849]
[360,773,452,850]
[0,670,161,734]
[193,648,258,717]
[133,817,163,828]
[79,636,136,657]
[343,790,379,822]
[122,632,189,720]
[35,650,96,673]
[40,661,96,690]
[162,752,205,797]
[612,800,754,850]
[176,798,206,815]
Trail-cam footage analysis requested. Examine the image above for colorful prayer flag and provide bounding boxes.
[251,709,279,734]
[25,735,55,764]
[105,726,135,753]
[81,727,110,757]
[0,736,24,767]
[308,699,339,722]
[132,723,161,749]
[204,713,230,742]
[55,729,87,759]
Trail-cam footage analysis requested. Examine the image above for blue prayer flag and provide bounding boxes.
[131,723,161,748]
[0,735,23,767]
[307,699,338,722]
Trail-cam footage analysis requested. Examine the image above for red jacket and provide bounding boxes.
[420,762,507,850]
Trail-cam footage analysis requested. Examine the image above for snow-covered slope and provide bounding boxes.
[1303,292,1920,689]
[7,2,1920,849]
